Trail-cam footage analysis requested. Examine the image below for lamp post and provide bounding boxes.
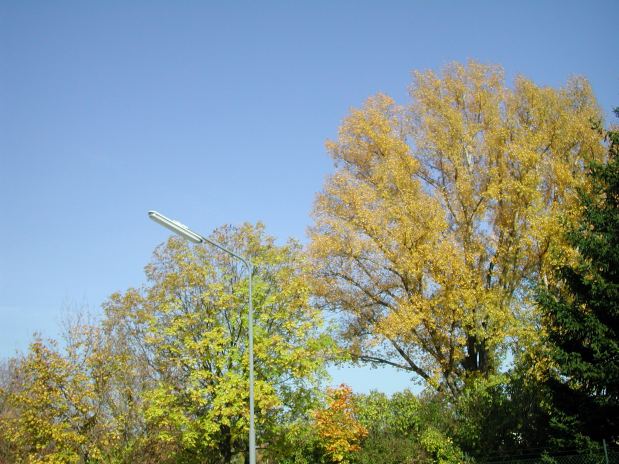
[148,210,256,464]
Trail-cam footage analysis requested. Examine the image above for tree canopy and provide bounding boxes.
[309,61,604,394]
[0,224,335,464]
[1,62,616,463]
[103,223,333,463]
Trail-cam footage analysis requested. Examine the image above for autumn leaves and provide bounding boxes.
[0,61,610,463]
[309,61,604,395]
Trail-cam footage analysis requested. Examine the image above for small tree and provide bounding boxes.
[314,384,367,464]
[1,339,95,463]
[0,318,136,464]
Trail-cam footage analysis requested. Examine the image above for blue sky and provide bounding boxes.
[1,1,617,394]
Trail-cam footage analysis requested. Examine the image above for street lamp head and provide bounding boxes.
[148,210,204,244]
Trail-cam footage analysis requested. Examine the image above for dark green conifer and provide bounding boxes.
[538,109,619,446]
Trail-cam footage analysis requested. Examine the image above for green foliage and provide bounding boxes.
[420,427,470,464]
[353,390,421,464]
[104,223,334,463]
[537,110,619,446]
[355,389,420,436]
[264,419,324,464]
[352,388,472,464]
[453,369,552,458]
[352,377,552,463]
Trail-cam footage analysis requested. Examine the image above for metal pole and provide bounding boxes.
[248,263,256,464]
[603,439,609,464]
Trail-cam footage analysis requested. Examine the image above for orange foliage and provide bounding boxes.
[313,384,368,463]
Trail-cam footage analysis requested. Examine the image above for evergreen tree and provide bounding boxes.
[537,109,619,446]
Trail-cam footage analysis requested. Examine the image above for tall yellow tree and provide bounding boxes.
[309,61,604,394]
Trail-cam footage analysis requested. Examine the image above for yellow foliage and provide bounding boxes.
[309,61,604,394]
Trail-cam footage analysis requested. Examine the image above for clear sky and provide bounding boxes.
[1,1,617,395]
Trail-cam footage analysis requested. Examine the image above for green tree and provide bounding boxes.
[104,223,333,463]
[537,111,619,446]
[353,390,422,464]
[452,369,552,459]
[354,389,469,464]
[309,61,604,394]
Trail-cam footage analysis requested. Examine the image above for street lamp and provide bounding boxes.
[148,210,257,464]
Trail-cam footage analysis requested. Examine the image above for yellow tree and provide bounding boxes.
[59,315,140,462]
[0,336,111,464]
[309,61,604,394]
[0,316,144,464]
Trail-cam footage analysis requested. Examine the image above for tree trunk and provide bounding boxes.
[219,424,233,464]
[462,335,492,375]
